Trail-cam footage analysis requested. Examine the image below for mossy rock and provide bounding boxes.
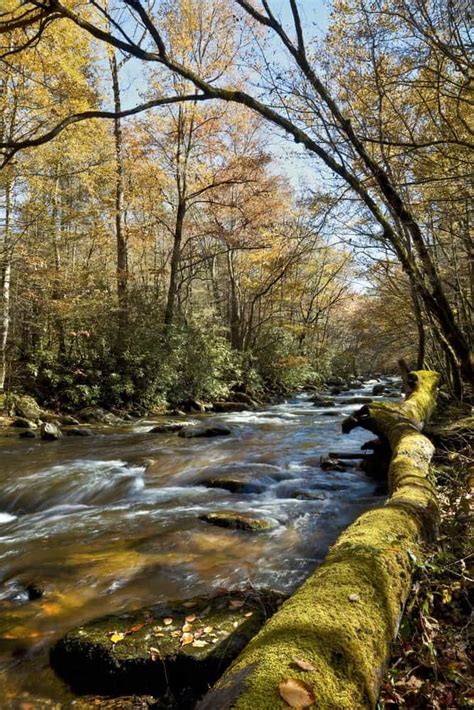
[199,512,277,531]
[340,396,373,405]
[50,593,269,699]
[7,394,42,421]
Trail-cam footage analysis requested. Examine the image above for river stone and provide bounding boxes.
[60,415,81,426]
[230,392,259,407]
[19,430,36,438]
[321,410,341,417]
[212,402,248,413]
[40,422,62,440]
[372,384,386,395]
[199,512,277,531]
[149,422,190,434]
[178,425,231,438]
[50,592,268,698]
[11,417,37,429]
[340,396,374,405]
[66,428,93,437]
[311,395,336,407]
[203,474,266,493]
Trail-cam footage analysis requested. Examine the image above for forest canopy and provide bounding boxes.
[0,0,472,409]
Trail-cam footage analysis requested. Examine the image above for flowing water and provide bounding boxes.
[0,380,400,704]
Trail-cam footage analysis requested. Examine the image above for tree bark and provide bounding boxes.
[109,51,128,334]
[0,181,11,392]
[164,198,185,327]
[197,370,440,710]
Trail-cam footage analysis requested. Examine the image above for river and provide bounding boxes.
[0,380,399,705]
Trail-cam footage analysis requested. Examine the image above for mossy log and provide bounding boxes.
[196,370,440,710]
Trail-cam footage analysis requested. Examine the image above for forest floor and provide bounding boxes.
[379,409,473,710]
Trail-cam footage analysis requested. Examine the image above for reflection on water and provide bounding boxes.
[0,381,400,703]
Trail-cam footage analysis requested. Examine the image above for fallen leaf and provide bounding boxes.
[183,601,197,608]
[278,677,315,708]
[203,626,213,633]
[126,623,144,635]
[148,646,160,661]
[294,659,316,672]
[192,639,208,648]
[244,612,253,618]
[182,623,192,633]
[185,614,196,623]
[163,617,173,626]
[171,630,181,637]
[232,621,239,628]
[348,593,360,603]
[110,632,125,644]
[229,599,245,609]
[181,632,194,646]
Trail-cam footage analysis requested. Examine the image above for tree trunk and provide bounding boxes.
[0,181,11,392]
[164,199,185,327]
[109,52,128,334]
[197,370,440,710]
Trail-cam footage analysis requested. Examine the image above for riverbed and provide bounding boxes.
[0,380,399,705]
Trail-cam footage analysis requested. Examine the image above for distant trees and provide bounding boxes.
[0,0,471,399]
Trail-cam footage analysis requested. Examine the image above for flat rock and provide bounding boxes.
[199,512,277,531]
[321,410,341,417]
[19,430,36,439]
[311,394,336,407]
[50,592,272,699]
[179,425,231,439]
[66,428,93,437]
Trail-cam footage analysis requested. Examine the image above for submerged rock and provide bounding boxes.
[178,425,231,439]
[321,410,341,417]
[199,512,277,531]
[19,430,36,439]
[66,428,93,437]
[50,592,271,699]
[40,422,62,441]
[320,457,346,472]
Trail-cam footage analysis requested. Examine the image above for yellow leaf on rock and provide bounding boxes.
[192,639,208,648]
[182,623,192,632]
[278,677,315,708]
[185,614,196,623]
[163,618,173,626]
[181,632,194,646]
[110,632,125,644]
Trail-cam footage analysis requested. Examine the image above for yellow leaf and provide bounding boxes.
[192,639,208,648]
[163,617,173,626]
[293,659,316,672]
[181,632,194,646]
[110,632,125,644]
[278,677,315,708]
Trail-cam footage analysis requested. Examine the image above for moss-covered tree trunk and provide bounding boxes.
[197,370,440,710]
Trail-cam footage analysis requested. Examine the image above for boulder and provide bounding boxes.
[79,407,120,425]
[50,592,273,698]
[203,474,265,494]
[12,395,42,421]
[148,422,190,434]
[11,417,37,429]
[372,384,386,395]
[66,429,93,437]
[330,387,343,395]
[321,410,341,417]
[179,399,206,413]
[178,425,231,439]
[320,456,346,472]
[199,512,277,531]
[40,422,62,441]
[326,376,345,386]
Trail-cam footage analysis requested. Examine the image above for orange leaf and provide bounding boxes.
[293,659,316,672]
[278,677,315,708]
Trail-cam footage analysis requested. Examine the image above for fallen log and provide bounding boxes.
[196,370,440,710]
